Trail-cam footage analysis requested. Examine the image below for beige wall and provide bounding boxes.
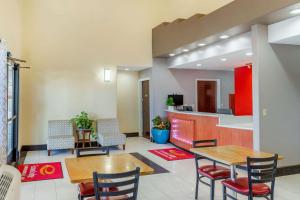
[117,71,139,134]
[6,0,233,145]
[20,67,117,145]
[0,0,23,57]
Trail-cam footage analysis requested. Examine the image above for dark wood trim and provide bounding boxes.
[236,164,300,177]
[123,132,139,137]
[276,165,300,177]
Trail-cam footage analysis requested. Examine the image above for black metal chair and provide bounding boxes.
[86,167,140,200]
[193,139,231,200]
[77,147,110,200]
[222,154,278,200]
[76,146,109,158]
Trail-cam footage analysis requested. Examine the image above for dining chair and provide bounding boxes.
[87,167,140,200]
[76,147,109,158]
[193,139,231,200]
[77,149,110,200]
[222,154,278,200]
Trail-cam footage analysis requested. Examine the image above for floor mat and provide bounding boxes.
[18,162,63,182]
[148,148,194,161]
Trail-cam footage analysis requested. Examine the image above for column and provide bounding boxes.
[0,41,7,164]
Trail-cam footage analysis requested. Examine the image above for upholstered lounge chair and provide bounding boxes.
[47,120,75,156]
[96,119,126,150]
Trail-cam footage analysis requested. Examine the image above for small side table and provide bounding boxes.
[76,129,92,148]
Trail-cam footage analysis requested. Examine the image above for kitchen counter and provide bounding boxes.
[166,110,253,130]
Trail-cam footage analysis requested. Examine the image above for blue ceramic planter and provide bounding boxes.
[151,129,170,144]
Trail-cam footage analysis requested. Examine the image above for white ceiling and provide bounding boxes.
[168,32,253,71]
[269,15,300,45]
[169,49,253,71]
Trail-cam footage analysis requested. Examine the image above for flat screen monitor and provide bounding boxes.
[168,94,183,106]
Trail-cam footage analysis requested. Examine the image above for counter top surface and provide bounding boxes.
[166,110,253,130]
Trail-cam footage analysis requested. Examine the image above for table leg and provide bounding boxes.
[230,165,237,198]
[230,165,236,181]
[83,132,85,148]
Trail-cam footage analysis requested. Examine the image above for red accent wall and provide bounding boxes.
[234,65,253,116]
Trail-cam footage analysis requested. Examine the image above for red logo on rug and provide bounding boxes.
[149,148,194,161]
[18,162,63,182]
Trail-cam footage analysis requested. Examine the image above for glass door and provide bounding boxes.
[7,63,19,164]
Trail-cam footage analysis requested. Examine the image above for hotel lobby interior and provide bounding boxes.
[1,0,300,200]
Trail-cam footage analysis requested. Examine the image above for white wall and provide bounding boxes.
[252,24,300,166]
[117,71,139,134]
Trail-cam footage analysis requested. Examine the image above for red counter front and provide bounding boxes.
[167,112,253,150]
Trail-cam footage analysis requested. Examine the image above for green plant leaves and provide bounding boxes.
[71,111,95,134]
[152,116,170,130]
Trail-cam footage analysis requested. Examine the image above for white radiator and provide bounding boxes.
[0,165,21,200]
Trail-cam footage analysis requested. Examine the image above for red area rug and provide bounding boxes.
[18,162,63,182]
[149,148,194,161]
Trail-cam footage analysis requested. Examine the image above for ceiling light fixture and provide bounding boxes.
[125,68,129,71]
[246,52,253,56]
[290,9,300,15]
[169,53,176,57]
[198,43,206,47]
[183,49,189,52]
[221,58,227,62]
[197,63,202,67]
[220,35,229,39]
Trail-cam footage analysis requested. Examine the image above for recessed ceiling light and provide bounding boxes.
[220,35,229,39]
[290,9,300,15]
[198,43,206,47]
[197,63,202,67]
[125,68,129,71]
[183,49,189,52]
[169,53,176,57]
[221,58,227,62]
[246,52,253,56]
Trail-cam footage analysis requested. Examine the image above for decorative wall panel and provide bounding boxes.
[0,41,7,164]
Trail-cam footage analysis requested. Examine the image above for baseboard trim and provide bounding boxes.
[123,132,139,137]
[277,165,300,177]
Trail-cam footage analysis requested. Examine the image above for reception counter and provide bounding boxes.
[167,110,253,150]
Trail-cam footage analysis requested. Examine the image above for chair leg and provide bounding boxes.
[123,144,125,150]
[223,185,227,200]
[48,150,51,156]
[195,176,199,199]
[71,149,74,154]
[210,180,215,200]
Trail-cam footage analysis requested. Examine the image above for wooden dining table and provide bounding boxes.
[190,145,283,181]
[65,153,154,183]
[190,145,283,197]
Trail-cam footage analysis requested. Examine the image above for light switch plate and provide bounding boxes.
[262,108,268,117]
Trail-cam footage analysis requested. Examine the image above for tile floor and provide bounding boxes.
[21,137,300,200]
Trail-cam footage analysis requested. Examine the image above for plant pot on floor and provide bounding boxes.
[151,128,170,144]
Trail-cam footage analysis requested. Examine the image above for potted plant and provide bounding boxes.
[166,96,175,111]
[151,116,170,144]
[71,111,96,139]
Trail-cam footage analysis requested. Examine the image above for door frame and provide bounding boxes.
[195,79,221,112]
[138,78,152,137]
[7,63,20,164]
